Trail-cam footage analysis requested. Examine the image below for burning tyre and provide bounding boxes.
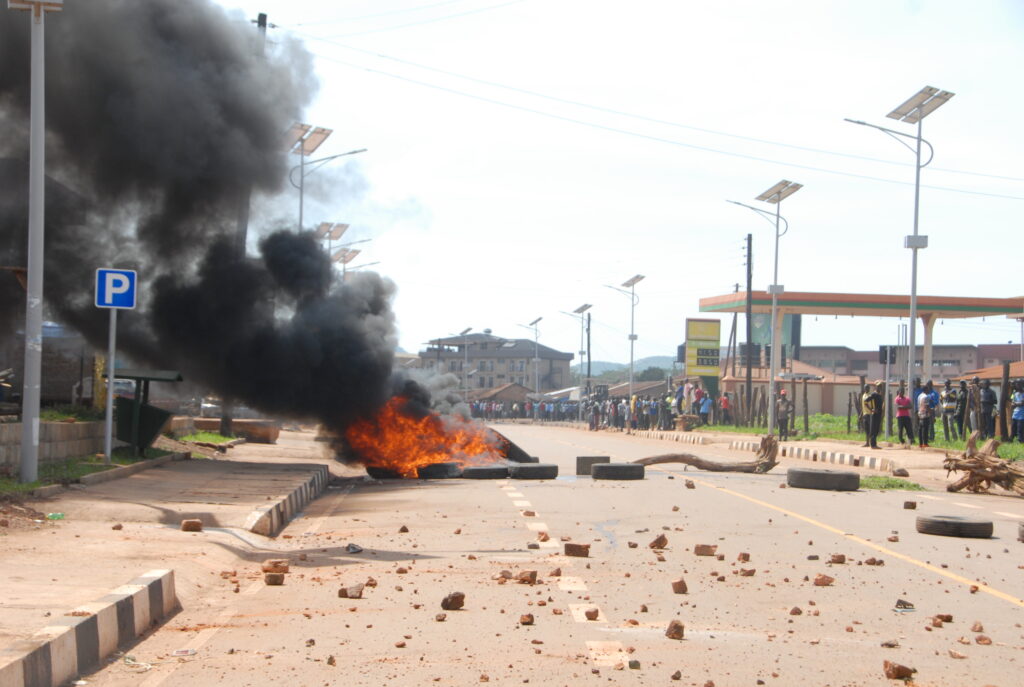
[462,466,509,479]
[417,462,463,479]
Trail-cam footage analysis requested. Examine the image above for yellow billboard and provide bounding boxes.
[685,318,721,376]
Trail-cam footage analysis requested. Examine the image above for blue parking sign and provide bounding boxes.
[95,269,137,309]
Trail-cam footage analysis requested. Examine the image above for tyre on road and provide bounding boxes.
[786,467,859,491]
[915,515,993,539]
[462,465,509,479]
[508,463,558,480]
[417,462,463,479]
[366,466,401,479]
[591,463,645,480]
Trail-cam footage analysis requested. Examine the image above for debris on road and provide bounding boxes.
[903,501,917,510]
[519,614,534,625]
[829,554,846,564]
[649,533,668,549]
[111,523,123,530]
[180,519,203,532]
[346,543,363,553]
[262,559,290,574]
[398,525,409,533]
[665,620,685,640]
[584,608,600,621]
[441,592,465,610]
[564,543,590,557]
[671,578,688,594]
[882,660,915,680]
[694,544,717,556]
[813,574,834,587]
[264,572,285,586]
[685,480,695,489]
[633,435,779,474]
[338,583,364,599]
[516,570,538,585]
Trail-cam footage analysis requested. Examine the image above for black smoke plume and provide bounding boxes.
[0,0,412,443]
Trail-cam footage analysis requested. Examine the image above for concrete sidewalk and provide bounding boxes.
[0,428,349,686]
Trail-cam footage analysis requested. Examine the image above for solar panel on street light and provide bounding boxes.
[284,122,311,152]
[573,303,592,314]
[300,127,333,156]
[314,222,332,239]
[341,249,360,264]
[886,86,953,123]
[529,316,542,326]
[756,180,802,203]
[328,223,349,240]
[621,275,645,288]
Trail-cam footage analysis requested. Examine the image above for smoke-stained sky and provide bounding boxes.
[0,0,417,434]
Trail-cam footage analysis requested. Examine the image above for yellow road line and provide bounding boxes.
[654,468,1024,609]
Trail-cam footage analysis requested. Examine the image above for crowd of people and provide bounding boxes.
[469,379,735,433]
[858,376,1024,448]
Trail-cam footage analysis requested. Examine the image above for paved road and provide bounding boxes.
[82,424,1023,686]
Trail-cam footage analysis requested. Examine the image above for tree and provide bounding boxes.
[636,366,666,382]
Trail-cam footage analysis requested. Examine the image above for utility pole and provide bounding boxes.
[729,282,739,378]
[744,234,753,424]
[586,312,592,399]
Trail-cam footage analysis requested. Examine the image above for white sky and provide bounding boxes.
[219,0,1024,364]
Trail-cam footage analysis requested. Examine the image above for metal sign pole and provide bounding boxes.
[884,345,891,441]
[104,308,116,464]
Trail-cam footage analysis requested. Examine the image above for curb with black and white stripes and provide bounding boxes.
[243,464,330,537]
[632,430,707,444]
[0,569,176,687]
[728,440,896,473]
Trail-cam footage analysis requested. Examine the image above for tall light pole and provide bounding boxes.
[315,222,349,257]
[9,0,63,483]
[285,122,366,232]
[846,86,954,392]
[459,327,472,402]
[561,305,591,420]
[606,276,644,400]
[519,317,543,419]
[729,180,801,435]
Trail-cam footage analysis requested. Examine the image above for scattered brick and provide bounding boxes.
[813,574,834,587]
[262,560,290,574]
[737,552,750,562]
[649,534,668,549]
[522,510,536,517]
[396,567,409,574]
[830,554,846,564]
[670,670,681,681]
[395,641,406,648]
[948,649,966,659]
[628,660,640,669]
[665,620,685,640]
[936,614,953,623]
[517,570,538,585]
[520,614,534,625]
[537,532,550,542]
[527,542,540,549]
[671,578,688,594]
[264,572,285,586]
[880,639,899,648]
[790,607,802,616]
[672,505,680,511]
[180,519,203,532]
[739,569,756,577]
[584,608,600,621]
[864,557,884,566]
[398,525,409,533]
[971,621,984,632]
[338,583,364,599]
[111,523,123,531]
[435,613,446,622]
[441,592,465,610]
[564,543,590,558]
[883,661,915,680]
[887,536,899,543]
[628,541,638,548]
[684,480,695,489]
[548,567,562,577]
[694,544,717,556]
[893,468,910,477]
[903,501,917,510]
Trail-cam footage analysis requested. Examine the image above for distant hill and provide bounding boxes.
[572,356,677,375]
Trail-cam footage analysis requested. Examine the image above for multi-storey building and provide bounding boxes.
[798,344,1018,382]
[417,331,573,393]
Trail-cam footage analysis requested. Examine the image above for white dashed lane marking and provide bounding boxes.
[526,522,548,532]
[952,502,983,509]
[995,511,1023,519]
[507,492,525,498]
[513,500,531,507]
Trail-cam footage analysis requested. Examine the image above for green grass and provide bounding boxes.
[696,413,1024,461]
[860,475,926,491]
[180,431,234,444]
[39,405,105,422]
[0,446,172,494]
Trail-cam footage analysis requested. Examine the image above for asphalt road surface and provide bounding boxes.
[82,424,1023,686]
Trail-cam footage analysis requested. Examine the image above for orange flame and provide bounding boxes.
[344,396,503,478]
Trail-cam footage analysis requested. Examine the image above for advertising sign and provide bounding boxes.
[685,318,721,376]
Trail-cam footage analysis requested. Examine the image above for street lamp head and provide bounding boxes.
[529,317,543,327]
[756,180,802,204]
[299,127,333,156]
[887,86,954,124]
[459,327,472,336]
[314,222,333,239]
[573,303,592,314]
[621,275,645,288]
[328,223,349,240]
[284,123,312,152]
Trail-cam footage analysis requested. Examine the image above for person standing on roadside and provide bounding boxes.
[719,392,732,425]
[894,383,915,446]
[861,383,882,449]
[1011,380,1024,443]
[979,379,998,439]
[699,394,713,425]
[940,380,959,441]
[917,381,935,448]
[775,389,793,440]
[955,380,969,439]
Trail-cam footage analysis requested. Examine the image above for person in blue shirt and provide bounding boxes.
[926,382,940,442]
[1011,380,1024,443]
[699,394,713,425]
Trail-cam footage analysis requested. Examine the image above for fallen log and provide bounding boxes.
[944,431,1024,497]
[631,435,779,474]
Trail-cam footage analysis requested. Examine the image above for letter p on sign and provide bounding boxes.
[95,269,137,309]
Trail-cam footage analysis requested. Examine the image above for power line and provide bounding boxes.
[303,49,1024,201]
[286,28,1024,184]
[292,0,467,26]
[319,0,525,39]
